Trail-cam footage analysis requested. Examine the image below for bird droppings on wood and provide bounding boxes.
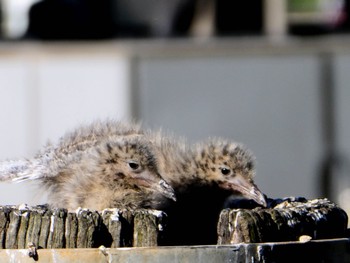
[299,235,312,242]
[149,210,165,218]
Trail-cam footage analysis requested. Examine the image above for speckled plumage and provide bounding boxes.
[148,134,266,245]
[0,120,144,183]
[148,133,265,206]
[42,136,176,210]
[0,121,175,211]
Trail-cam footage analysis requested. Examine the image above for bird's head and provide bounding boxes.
[96,137,176,205]
[193,139,267,207]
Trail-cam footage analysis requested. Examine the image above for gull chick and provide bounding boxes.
[0,125,175,211]
[150,135,266,245]
[42,136,176,210]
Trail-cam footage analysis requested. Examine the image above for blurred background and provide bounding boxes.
[0,0,349,217]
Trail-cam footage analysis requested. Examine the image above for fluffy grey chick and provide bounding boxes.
[149,134,266,245]
[0,127,175,211]
[51,121,264,207]
[47,119,144,157]
[0,120,144,183]
[151,134,266,207]
[45,136,176,210]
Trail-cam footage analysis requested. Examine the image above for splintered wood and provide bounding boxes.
[217,198,348,244]
[0,198,347,248]
[0,205,165,249]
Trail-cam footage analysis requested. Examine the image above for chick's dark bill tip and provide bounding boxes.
[159,179,177,201]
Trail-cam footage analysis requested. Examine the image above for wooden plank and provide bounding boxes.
[47,208,67,248]
[133,210,166,247]
[38,209,52,248]
[0,207,10,248]
[17,208,30,249]
[101,208,122,248]
[5,208,21,248]
[65,212,78,248]
[217,198,348,244]
[76,209,101,248]
[0,240,348,263]
[0,198,346,249]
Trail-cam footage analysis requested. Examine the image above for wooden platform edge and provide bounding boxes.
[0,238,349,263]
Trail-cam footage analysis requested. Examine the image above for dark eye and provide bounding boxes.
[247,161,254,170]
[221,168,231,175]
[128,162,140,170]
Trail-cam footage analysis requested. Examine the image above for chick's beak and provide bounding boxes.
[157,179,177,202]
[131,171,177,202]
[220,173,267,207]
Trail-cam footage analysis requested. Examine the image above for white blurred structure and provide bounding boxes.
[0,45,131,204]
[1,0,41,38]
[0,39,349,209]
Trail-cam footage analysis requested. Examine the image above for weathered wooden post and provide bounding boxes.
[0,198,348,252]
[0,205,167,249]
[217,198,348,244]
[100,208,120,248]
[0,207,8,248]
[5,207,20,248]
[133,210,166,247]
